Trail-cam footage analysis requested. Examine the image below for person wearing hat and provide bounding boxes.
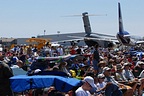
[115,64,127,82]
[123,62,144,96]
[115,64,137,95]
[96,74,106,95]
[0,58,14,96]
[75,76,96,96]
[70,59,80,74]
[59,61,71,77]
[57,45,64,56]
[69,59,80,77]
[98,60,107,74]
[103,67,134,96]
[101,67,122,96]
[123,62,138,81]
[76,64,87,80]
[133,61,144,77]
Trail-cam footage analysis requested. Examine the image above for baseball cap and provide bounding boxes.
[98,61,106,65]
[123,63,131,66]
[34,69,41,73]
[136,61,144,65]
[97,74,105,79]
[79,64,87,68]
[103,67,111,73]
[83,76,95,88]
[116,64,123,70]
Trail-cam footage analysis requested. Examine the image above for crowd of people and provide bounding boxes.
[0,43,144,96]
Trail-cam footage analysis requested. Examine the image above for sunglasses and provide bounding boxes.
[100,77,105,79]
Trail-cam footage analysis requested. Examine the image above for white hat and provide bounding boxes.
[123,63,131,66]
[136,61,144,65]
[83,76,95,88]
[116,64,123,70]
[97,74,105,79]
[34,69,41,73]
[103,67,111,73]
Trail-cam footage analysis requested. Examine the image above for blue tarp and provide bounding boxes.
[10,75,82,92]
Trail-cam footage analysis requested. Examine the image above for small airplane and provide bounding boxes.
[116,2,144,46]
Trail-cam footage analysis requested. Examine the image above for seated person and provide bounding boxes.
[75,76,96,96]
[133,61,144,78]
[122,62,144,96]
[98,60,107,74]
[11,60,27,75]
[70,59,80,75]
[96,74,106,94]
[115,64,137,93]
[75,76,102,96]
[103,67,133,96]
[58,61,71,77]
[76,64,87,80]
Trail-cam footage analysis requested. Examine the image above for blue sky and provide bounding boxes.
[0,0,144,38]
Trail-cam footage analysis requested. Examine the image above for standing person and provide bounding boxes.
[92,43,100,75]
[0,55,14,96]
[76,46,82,55]
[70,46,76,55]
[57,45,64,56]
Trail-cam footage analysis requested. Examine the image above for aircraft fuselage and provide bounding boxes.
[116,32,135,46]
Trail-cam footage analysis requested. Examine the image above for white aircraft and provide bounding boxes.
[67,12,117,47]
[69,2,144,47]
[116,2,144,46]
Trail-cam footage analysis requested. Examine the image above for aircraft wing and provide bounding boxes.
[52,38,84,44]
[67,35,118,42]
[67,35,84,39]
[84,37,119,43]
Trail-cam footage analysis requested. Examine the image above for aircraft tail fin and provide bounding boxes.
[118,2,124,33]
[82,12,92,36]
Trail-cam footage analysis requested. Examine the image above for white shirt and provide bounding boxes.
[75,87,91,96]
[57,47,64,56]
[139,70,144,78]
[0,47,2,51]
[97,82,106,90]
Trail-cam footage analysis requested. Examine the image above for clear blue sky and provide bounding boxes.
[0,0,144,38]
